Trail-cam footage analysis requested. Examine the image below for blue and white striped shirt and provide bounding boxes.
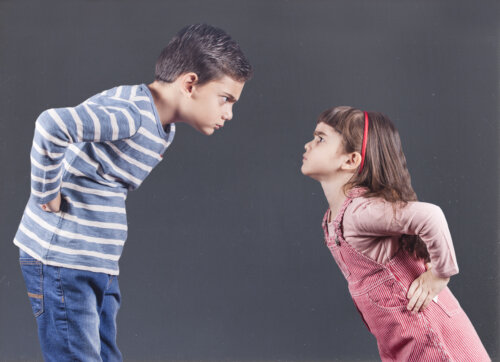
[14,84,175,275]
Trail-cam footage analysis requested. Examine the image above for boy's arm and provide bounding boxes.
[40,191,61,212]
[31,97,142,206]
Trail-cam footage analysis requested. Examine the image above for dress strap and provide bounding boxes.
[331,187,368,244]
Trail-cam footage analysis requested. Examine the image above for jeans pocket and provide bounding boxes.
[19,254,44,317]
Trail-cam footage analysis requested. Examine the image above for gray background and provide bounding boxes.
[0,0,498,361]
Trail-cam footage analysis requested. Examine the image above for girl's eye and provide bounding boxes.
[317,136,324,143]
[222,96,228,102]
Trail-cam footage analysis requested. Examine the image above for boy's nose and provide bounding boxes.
[223,108,233,121]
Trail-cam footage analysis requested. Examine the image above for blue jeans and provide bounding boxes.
[19,249,122,361]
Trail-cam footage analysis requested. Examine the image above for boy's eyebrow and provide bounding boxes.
[222,92,238,102]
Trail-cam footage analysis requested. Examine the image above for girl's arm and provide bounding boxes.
[406,262,450,314]
[347,197,458,278]
[346,197,458,313]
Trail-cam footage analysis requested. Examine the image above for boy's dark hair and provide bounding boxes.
[155,24,253,85]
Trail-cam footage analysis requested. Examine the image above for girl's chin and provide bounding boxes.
[301,165,313,177]
[301,168,322,181]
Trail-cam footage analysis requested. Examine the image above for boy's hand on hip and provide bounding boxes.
[40,192,61,213]
[406,263,449,314]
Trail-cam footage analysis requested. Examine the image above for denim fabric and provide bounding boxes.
[19,249,122,361]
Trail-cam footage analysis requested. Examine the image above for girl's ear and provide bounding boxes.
[342,151,362,172]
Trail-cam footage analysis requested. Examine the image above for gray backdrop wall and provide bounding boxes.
[0,1,498,361]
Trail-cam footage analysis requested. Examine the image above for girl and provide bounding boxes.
[301,106,490,361]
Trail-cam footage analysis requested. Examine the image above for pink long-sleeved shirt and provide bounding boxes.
[327,197,459,278]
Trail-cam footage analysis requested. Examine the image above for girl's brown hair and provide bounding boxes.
[319,106,430,262]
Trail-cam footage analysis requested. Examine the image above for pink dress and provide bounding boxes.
[324,188,490,361]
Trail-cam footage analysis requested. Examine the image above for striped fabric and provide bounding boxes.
[323,188,490,361]
[14,84,175,275]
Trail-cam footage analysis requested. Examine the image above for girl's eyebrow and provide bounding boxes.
[314,131,327,137]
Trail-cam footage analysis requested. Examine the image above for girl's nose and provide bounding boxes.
[304,141,311,150]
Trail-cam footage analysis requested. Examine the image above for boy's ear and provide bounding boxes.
[179,72,199,96]
[342,152,362,171]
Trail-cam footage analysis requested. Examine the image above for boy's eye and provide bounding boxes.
[221,96,229,102]
[316,136,324,143]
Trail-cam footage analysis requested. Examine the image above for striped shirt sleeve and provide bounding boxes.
[30,96,142,204]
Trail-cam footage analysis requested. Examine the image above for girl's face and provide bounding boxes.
[301,122,348,181]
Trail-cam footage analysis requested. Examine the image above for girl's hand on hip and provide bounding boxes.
[40,192,61,213]
[406,263,449,314]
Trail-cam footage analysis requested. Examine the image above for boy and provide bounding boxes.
[14,23,252,361]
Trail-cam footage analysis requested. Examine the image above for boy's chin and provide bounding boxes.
[201,127,216,136]
[191,124,215,136]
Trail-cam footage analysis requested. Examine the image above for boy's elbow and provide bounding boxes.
[35,110,53,129]
[35,109,72,144]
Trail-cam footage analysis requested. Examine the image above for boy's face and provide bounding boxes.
[183,75,245,135]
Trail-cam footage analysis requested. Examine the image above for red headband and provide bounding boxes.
[358,111,369,174]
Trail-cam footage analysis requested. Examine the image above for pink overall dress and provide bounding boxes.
[324,188,490,361]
